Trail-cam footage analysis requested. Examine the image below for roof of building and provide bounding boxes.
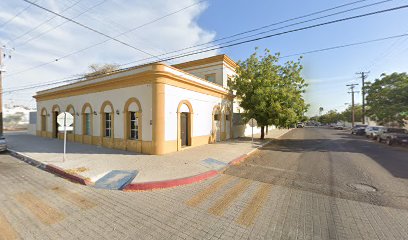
[172,54,237,70]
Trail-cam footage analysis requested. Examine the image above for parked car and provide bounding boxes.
[365,126,383,139]
[0,136,7,152]
[296,122,304,128]
[351,124,367,135]
[377,127,408,145]
[334,122,345,130]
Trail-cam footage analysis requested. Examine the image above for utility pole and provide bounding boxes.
[346,83,359,127]
[0,45,13,136]
[0,46,4,136]
[356,71,369,124]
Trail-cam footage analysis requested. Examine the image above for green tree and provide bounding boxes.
[228,49,308,139]
[365,72,408,125]
[319,110,342,124]
[340,104,362,123]
[84,63,119,79]
[319,107,324,116]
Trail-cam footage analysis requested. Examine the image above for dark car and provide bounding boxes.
[377,127,408,145]
[351,124,368,135]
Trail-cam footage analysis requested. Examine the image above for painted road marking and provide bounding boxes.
[94,170,138,190]
[15,192,65,225]
[51,186,96,210]
[208,179,252,216]
[186,175,234,207]
[237,183,272,226]
[201,158,228,170]
[0,211,18,240]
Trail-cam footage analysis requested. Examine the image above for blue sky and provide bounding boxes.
[197,0,408,116]
[1,0,408,116]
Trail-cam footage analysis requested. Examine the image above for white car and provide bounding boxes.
[0,136,7,152]
[365,126,383,139]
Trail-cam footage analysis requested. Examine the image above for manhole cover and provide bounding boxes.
[348,183,377,192]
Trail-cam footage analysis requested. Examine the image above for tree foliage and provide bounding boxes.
[228,48,308,139]
[318,110,342,124]
[340,104,362,123]
[365,72,408,125]
[84,63,119,79]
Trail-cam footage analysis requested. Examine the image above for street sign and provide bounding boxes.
[57,112,74,127]
[248,118,257,144]
[248,118,257,127]
[58,126,73,131]
[56,112,74,162]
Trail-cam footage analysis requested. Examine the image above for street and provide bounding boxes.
[1,127,408,239]
[227,127,408,210]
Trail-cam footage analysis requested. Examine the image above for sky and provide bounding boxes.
[1,0,408,116]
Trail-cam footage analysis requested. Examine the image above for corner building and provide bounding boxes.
[35,55,237,154]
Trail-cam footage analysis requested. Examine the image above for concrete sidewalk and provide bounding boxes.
[5,129,291,189]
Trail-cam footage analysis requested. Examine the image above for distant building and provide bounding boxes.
[34,55,243,154]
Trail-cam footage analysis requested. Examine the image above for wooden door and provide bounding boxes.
[180,113,189,146]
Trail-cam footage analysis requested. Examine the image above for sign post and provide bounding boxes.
[57,112,74,162]
[248,118,257,144]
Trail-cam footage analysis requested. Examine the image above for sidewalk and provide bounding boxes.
[5,128,291,190]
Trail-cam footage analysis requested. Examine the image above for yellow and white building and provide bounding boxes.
[34,55,238,154]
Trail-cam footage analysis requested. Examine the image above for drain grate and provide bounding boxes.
[348,183,377,192]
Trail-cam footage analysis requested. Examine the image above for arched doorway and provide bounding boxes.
[65,104,75,141]
[51,105,60,138]
[81,103,93,145]
[40,108,47,135]
[177,100,193,150]
[224,107,232,139]
[212,105,221,142]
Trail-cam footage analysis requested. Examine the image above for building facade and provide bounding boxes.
[35,55,237,154]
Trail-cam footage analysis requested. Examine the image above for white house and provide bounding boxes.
[34,55,240,154]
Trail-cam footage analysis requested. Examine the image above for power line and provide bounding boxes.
[85,0,394,70]
[7,0,391,77]
[0,0,38,29]
[5,0,84,45]
[4,4,408,94]
[5,31,408,95]
[21,0,160,60]
[13,0,108,49]
[6,0,206,77]
[140,0,380,63]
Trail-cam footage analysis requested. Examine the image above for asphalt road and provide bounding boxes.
[1,129,408,239]
[226,127,408,209]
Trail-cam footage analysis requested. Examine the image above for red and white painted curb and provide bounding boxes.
[8,129,291,191]
[123,170,218,191]
[8,149,92,186]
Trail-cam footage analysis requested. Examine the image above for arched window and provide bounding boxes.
[41,108,47,131]
[124,98,142,140]
[100,101,114,138]
[82,103,93,136]
[65,104,75,129]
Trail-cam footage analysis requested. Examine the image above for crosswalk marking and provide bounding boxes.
[186,175,235,207]
[208,179,252,216]
[15,192,65,225]
[51,186,96,210]
[0,210,18,240]
[237,183,272,226]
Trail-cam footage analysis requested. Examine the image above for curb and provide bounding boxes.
[8,149,93,186]
[123,170,218,191]
[7,129,292,191]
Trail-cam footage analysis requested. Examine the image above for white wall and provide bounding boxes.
[164,84,231,141]
[36,84,153,141]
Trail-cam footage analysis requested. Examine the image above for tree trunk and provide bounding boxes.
[260,126,265,140]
